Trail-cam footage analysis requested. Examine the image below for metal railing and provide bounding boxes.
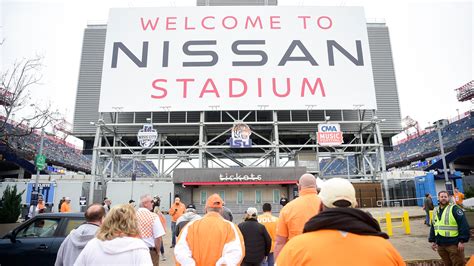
[376,197,425,207]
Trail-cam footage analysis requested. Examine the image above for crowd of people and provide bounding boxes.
[48,173,472,266]
[1,122,91,171]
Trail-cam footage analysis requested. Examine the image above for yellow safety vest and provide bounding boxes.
[433,204,458,237]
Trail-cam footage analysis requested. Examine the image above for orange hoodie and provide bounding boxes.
[277,229,406,266]
[174,211,245,266]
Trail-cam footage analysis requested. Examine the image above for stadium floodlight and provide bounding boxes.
[428,119,451,194]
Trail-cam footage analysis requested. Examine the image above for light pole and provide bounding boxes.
[33,128,45,208]
[433,119,451,194]
[89,120,101,204]
[131,154,137,200]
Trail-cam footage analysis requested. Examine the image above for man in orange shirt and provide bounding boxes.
[274,173,321,259]
[258,203,278,266]
[168,197,186,248]
[60,197,71,213]
[454,187,465,206]
[174,194,245,266]
[277,178,405,266]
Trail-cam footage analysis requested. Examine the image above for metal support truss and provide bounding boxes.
[88,109,391,201]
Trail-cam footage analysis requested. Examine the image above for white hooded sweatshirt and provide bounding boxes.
[74,237,152,266]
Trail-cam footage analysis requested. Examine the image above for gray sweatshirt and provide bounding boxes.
[176,212,201,236]
[55,223,99,266]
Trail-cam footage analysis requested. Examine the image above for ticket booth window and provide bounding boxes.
[218,191,225,202]
[200,191,207,205]
[255,190,262,204]
[273,189,280,204]
[237,191,244,204]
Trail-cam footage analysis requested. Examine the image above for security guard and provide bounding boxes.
[429,190,470,266]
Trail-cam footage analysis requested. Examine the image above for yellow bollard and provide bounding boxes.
[429,210,433,224]
[385,212,393,236]
[403,211,411,235]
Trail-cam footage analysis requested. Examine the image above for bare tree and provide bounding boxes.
[0,56,61,147]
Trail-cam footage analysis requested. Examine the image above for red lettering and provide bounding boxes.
[202,16,215,30]
[229,78,247,97]
[257,78,263,97]
[317,16,332,30]
[270,16,281,29]
[184,17,196,30]
[151,79,167,99]
[272,78,290,97]
[222,16,238,30]
[245,16,263,29]
[297,16,310,29]
[166,17,177,30]
[141,17,159,31]
[176,78,195,98]
[199,79,220,98]
[301,78,326,97]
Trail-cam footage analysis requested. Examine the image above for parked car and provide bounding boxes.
[0,213,85,266]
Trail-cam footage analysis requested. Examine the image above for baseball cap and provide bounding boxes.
[246,207,258,216]
[186,204,197,213]
[65,197,71,201]
[206,194,223,208]
[319,178,357,208]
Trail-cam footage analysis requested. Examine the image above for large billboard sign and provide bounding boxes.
[99,6,376,112]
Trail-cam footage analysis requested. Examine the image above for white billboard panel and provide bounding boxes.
[99,6,376,112]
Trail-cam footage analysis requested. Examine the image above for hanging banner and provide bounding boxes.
[137,124,158,148]
[227,123,252,148]
[317,123,343,146]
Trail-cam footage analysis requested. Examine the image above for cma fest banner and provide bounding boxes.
[99,6,376,112]
[317,123,343,146]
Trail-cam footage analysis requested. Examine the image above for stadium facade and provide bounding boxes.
[72,0,402,205]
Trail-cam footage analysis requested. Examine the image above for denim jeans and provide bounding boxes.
[261,253,274,266]
[425,210,431,225]
[171,221,177,246]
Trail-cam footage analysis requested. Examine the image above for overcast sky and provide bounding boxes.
[1,0,472,136]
